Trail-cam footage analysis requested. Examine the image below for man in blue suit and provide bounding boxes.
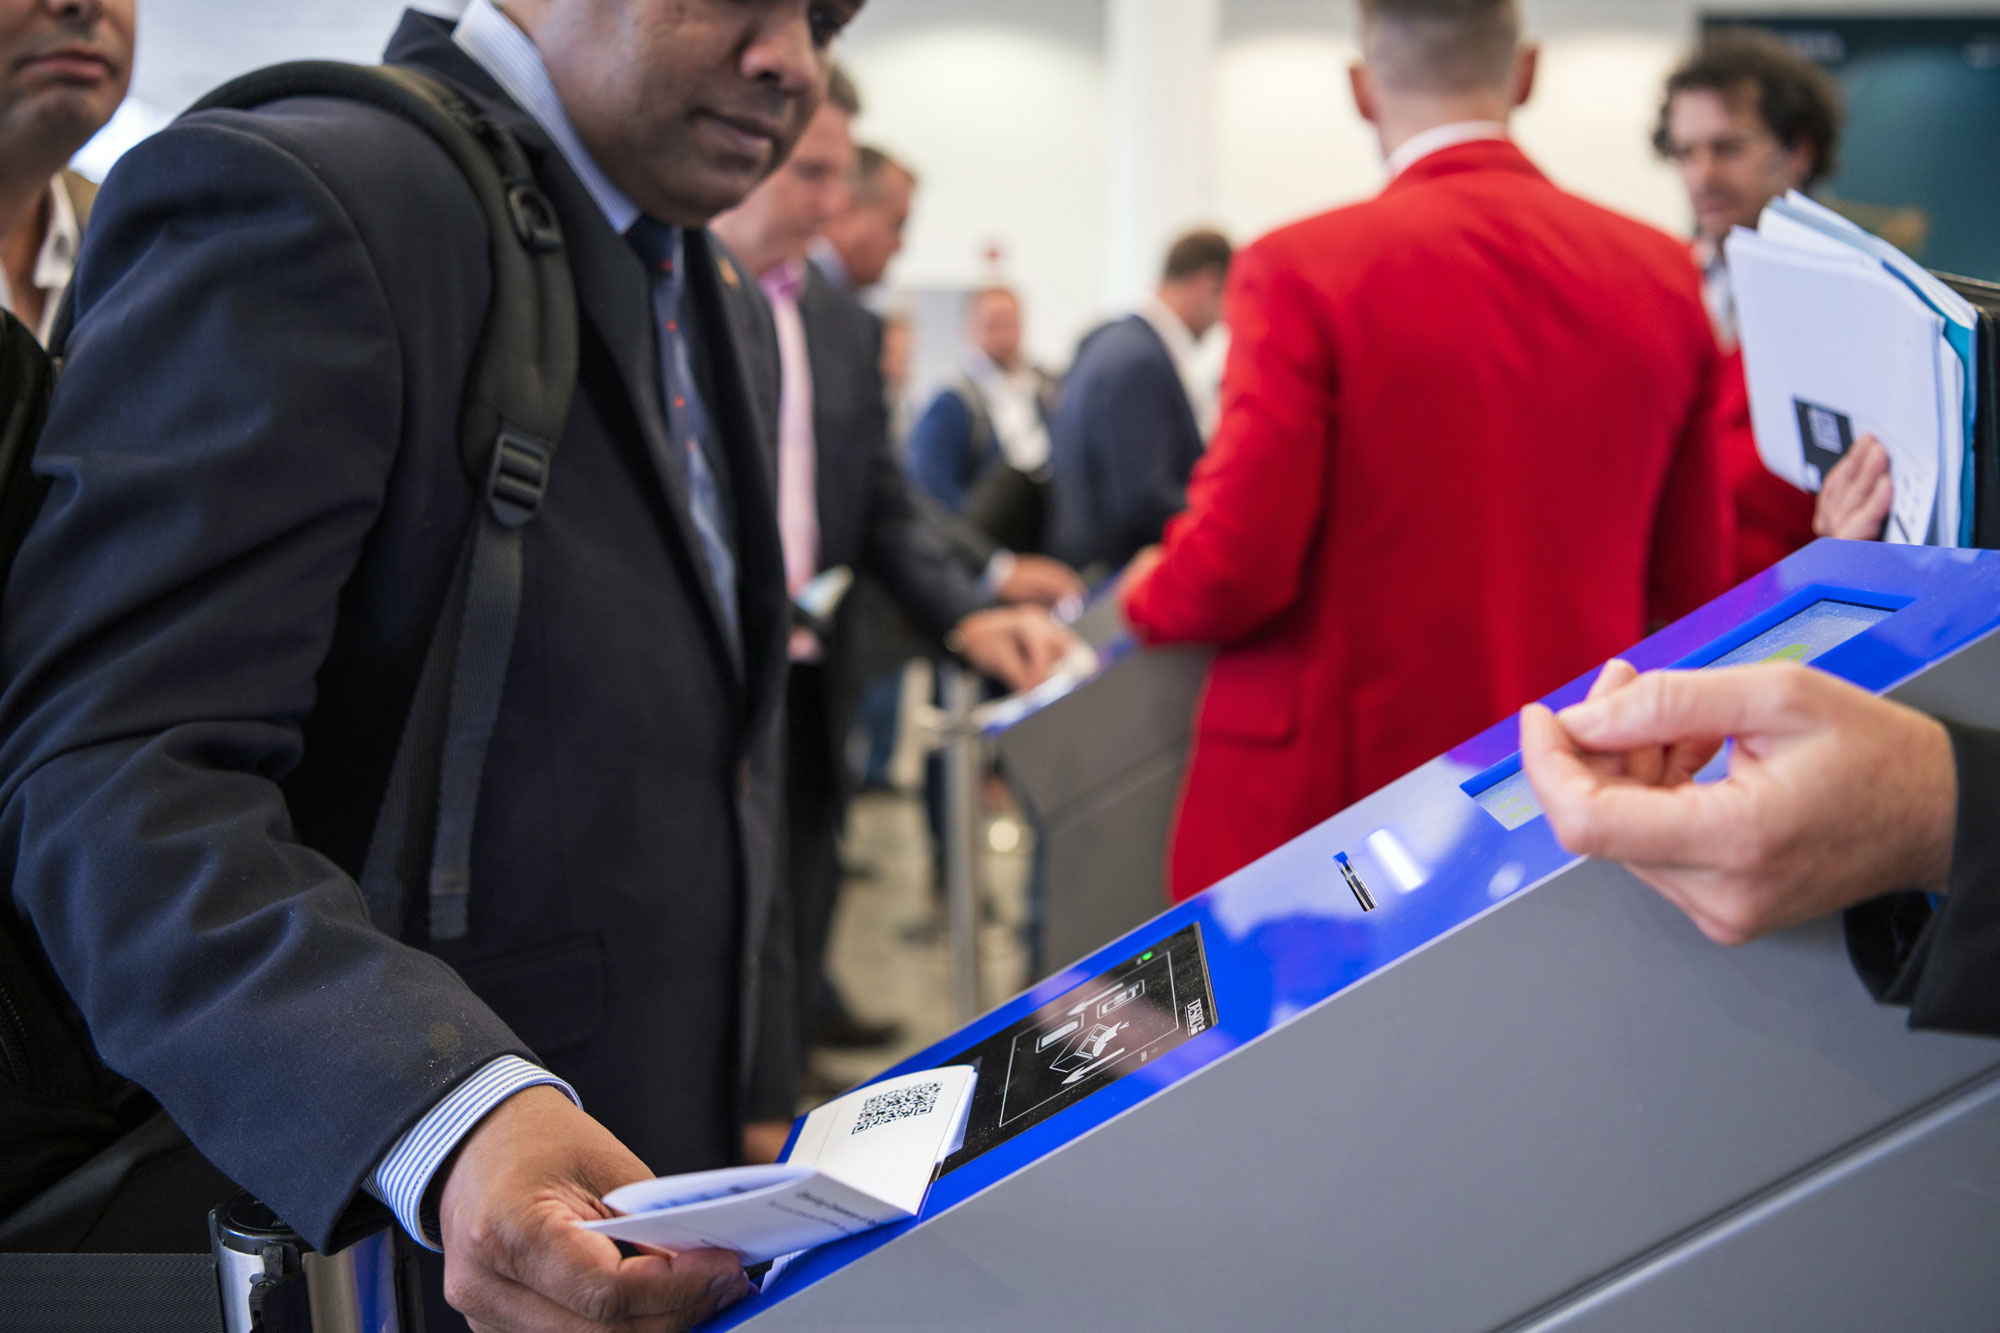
[906,285,1060,552]
[1048,229,1233,575]
[0,2,865,1329]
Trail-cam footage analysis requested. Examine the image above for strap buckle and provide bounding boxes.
[506,183,563,254]
[485,428,550,528]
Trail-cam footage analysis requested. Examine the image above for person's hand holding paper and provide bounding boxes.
[581,1067,977,1268]
[1814,432,1894,540]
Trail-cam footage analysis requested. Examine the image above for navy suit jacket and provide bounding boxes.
[1846,721,2000,1037]
[0,14,794,1250]
[1047,314,1204,572]
[906,385,995,516]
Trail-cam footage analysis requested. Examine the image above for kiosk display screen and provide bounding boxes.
[938,924,1217,1175]
[1703,600,1893,669]
[1468,599,1895,831]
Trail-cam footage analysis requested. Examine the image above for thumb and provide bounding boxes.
[1555,668,1812,752]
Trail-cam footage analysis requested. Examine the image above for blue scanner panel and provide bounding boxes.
[713,540,2000,1327]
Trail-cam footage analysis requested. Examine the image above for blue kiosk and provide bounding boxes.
[720,541,2000,1332]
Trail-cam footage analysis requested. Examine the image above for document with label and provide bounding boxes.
[580,1066,975,1265]
[1728,226,1951,545]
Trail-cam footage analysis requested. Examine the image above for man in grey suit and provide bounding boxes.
[711,72,1077,1071]
[0,3,869,1329]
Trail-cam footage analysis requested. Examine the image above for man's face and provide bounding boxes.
[969,291,1022,370]
[0,0,134,164]
[1663,85,1813,246]
[825,163,912,289]
[730,99,853,266]
[528,0,863,227]
[1182,270,1227,340]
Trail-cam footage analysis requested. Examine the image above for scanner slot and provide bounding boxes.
[1336,854,1376,912]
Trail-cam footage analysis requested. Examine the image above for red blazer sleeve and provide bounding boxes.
[1646,331,1737,625]
[1124,239,1336,645]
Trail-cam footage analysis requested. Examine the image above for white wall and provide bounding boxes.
[838,5,1108,382]
[88,0,2000,371]
[850,0,2000,368]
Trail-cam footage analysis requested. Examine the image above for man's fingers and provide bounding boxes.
[1817,436,1893,540]
[1518,702,1607,810]
[1554,667,1814,752]
[484,1204,742,1328]
[1027,624,1075,677]
[1664,736,1727,785]
[1861,471,1894,531]
[1585,657,1639,702]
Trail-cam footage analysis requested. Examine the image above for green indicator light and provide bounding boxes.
[1141,952,1153,962]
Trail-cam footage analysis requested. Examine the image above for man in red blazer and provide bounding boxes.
[1120,0,1733,902]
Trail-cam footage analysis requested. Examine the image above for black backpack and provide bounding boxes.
[0,61,577,1246]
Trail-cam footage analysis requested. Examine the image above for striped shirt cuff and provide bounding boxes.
[366,1055,580,1250]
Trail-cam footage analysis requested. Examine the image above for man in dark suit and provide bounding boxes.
[906,285,1061,553]
[711,73,1076,1068]
[0,2,865,1328]
[1522,658,1999,1038]
[1048,229,1232,576]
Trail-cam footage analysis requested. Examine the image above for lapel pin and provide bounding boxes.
[718,256,741,290]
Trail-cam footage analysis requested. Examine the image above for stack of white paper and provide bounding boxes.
[1728,191,1978,546]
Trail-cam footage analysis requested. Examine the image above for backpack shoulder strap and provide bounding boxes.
[188,62,579,942]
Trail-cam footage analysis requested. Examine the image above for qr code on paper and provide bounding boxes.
[851,1081,941,1134]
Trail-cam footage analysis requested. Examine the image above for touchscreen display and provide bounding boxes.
[1703,599,1893,669]
[938,923,1217,1176]
[1468,599,1895,830]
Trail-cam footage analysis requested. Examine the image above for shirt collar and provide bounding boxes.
[1385,120,1510,179]
[34,174,79,294]
[968,350,1031,392]
[453,0,641,236]
[807,237,850,293]
[0,173,81,343]
[1138,298,1197,368]
[761,256,808,305]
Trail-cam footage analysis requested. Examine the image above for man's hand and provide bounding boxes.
[741,1119,792,1166]
[1113,545,1166,611]
[995,554,1085,610]
[438,1086,749,1332]
[950,605,1078,693]
[1814,433,1893,540]
[1519,663,1956,947]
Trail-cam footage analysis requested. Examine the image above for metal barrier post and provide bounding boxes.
[938,661,984,1025]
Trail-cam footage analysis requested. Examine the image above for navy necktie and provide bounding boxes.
[626,219,741,655]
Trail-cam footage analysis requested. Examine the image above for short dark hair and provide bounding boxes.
[1162,229,1233,283]
[826,64,862,118]
[855,145,917,205]
[1357,0,1520,94]
[1654,29,1844,188]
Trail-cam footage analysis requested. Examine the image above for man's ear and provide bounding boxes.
[1510,43,1540,110]
[1349,62,1378,125]
[1783,144,1816,193]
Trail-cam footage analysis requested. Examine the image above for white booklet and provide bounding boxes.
[580,1066,975,1265]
